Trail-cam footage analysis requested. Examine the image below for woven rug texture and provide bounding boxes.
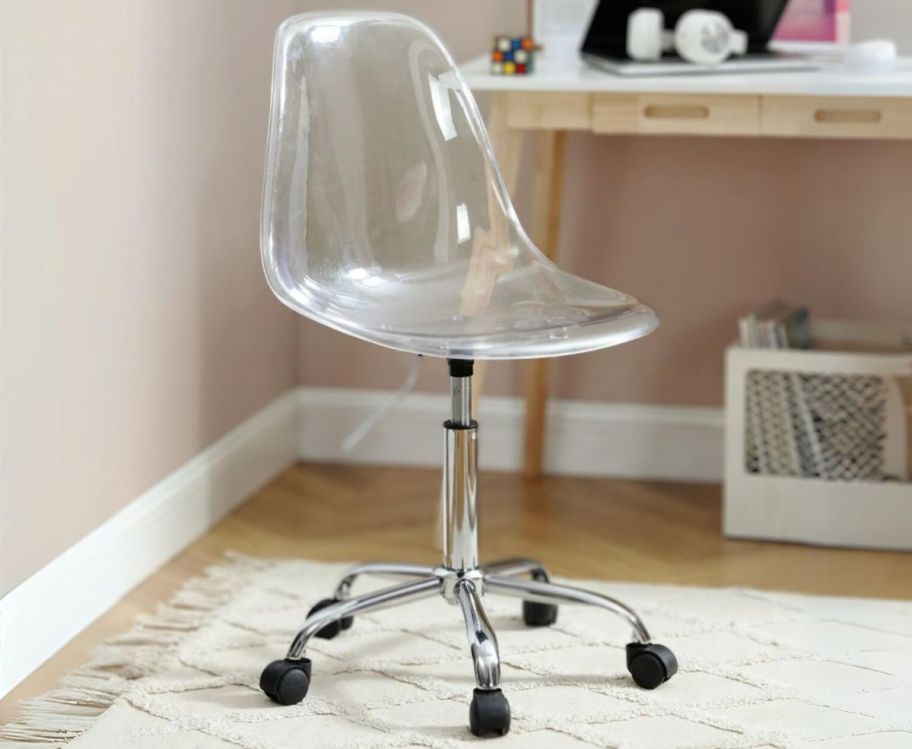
[2,556,912,749]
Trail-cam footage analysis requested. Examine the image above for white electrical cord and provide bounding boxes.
[342,355,423,452]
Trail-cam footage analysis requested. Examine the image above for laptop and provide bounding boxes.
[581,0,817,76]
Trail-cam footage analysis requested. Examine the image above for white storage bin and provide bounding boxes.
[724,320,912,550]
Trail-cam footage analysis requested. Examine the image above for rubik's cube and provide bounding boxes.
[490,35,535,75]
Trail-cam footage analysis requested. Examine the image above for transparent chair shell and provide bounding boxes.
[261,12,658,360]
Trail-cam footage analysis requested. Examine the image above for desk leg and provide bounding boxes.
[473,93,525,415]
[523,130,566,479]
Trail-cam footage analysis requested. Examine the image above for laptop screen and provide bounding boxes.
[581,0,791,58]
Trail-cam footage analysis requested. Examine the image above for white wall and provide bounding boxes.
[852,0,912,53]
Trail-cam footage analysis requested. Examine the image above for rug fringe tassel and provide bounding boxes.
[0,554,261,744]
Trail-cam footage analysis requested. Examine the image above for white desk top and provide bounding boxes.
[460,54,912,98]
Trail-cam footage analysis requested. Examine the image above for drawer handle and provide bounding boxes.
[814,108,883,125]
[643,104,710,120]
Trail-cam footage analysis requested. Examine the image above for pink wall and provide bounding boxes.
[2,0,910,597]
[0,0,299,596]
[0,0,525,600]
[296,4,912,406]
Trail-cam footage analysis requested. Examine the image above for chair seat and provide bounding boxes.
[262,12,659,362]
[275,257,658,360]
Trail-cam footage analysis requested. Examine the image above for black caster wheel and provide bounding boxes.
[626,643,678,690]
[522,600,558,627]
[469,688,511,737]
[260,658,311,705]
[307,597,353,640]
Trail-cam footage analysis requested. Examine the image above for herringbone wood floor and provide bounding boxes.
[3,462,911,722]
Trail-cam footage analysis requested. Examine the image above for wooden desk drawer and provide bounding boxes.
[761,96,912,140]
[506,92,592,130]
[592,93,761,136]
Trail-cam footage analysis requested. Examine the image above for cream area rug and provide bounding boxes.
[3,556,912,749]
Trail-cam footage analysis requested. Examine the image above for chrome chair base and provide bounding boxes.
[261,365,677,738]
[261,557,678,738]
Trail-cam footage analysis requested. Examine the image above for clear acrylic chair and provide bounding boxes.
[259,12,677,737]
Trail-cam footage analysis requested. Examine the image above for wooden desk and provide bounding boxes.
[460,54,912,478]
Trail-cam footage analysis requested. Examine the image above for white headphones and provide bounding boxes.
[627,8,748,66]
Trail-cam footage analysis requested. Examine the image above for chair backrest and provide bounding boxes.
[261,12,539,336]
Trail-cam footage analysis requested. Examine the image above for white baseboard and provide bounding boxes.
[299,387,723,482]
[0,385,722,699]
[0,391,300,699]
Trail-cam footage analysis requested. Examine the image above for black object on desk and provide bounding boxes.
[582,0,791,60]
